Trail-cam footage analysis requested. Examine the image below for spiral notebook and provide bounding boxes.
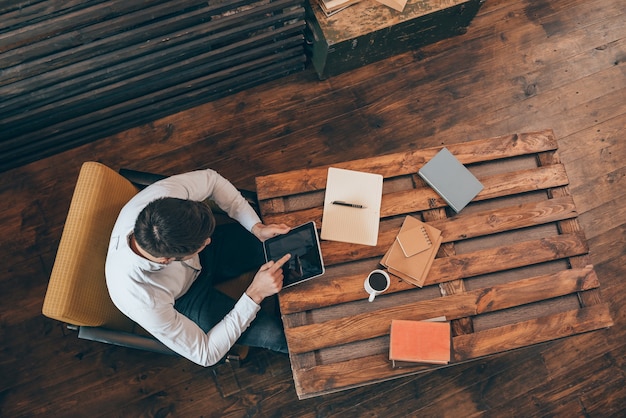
[397,222,433,257]
[381,216,442,287]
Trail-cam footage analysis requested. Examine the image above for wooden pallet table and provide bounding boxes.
[255,129,613,399]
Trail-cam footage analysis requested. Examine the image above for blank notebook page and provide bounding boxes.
[321,167,383,246]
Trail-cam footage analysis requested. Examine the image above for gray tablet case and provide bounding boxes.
[418,147,484,213]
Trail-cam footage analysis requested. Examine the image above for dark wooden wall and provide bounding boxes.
[0,0,306,172]
[1,0,625,416]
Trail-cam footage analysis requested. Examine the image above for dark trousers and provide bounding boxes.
[174,223,288,354]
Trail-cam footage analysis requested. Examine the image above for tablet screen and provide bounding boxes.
[263,221,325,288]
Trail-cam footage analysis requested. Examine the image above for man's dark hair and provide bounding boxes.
[134,197,216,258]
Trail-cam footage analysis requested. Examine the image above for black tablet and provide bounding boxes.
[263,221,325,288]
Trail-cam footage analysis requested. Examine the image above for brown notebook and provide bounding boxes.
[381,216,442,287]
[389,319,451,366]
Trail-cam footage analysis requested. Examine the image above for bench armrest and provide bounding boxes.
[78,326,176,355]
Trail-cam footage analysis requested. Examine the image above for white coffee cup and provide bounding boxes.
[364,269,390,302]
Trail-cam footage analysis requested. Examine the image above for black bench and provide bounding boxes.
[0,0,306,172]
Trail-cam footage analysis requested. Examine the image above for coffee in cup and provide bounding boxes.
[364,269,390,302]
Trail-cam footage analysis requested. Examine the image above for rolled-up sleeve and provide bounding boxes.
[132,293,261,367]
[106,167,264,367]
[152,169,261,232]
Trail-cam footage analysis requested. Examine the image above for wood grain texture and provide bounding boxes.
[283,266,601,354]
[257,130,611,398]
[0,0,307,171]
[1,0,625,414]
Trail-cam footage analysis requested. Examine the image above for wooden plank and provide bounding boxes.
[1,27,305,140]
[0,0,200,53]
[0,0,90,29]
[380,163,570,217]
[0,0,112,51]
[265,188,575,250]
[255,130,558,200]
[0,0,252,71]
[424,232,588,285]
[453,303,614,360]
[537,150,604,308]
[0,0,306,173]
[289,303,613,399]
[0,2,305,121]
[320,201,581,264]
[1,45,306,161]
[260,163,571,224]
[283,266,600,353]
[280,231,591,314]
[429,195,577,241]
[0,53,306,171]
[422,205,474,335]
[292,353,404,399]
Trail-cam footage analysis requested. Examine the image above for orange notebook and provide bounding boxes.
[381,216,442,287]
[389,319,451,366]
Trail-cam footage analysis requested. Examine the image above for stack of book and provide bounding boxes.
[316,0,408,16]
[380,215,442,287]
[316,0,364,16]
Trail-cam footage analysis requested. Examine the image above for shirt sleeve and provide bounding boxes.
[107,168,264,366]
[133,293,261,367]
[141,169,261,232]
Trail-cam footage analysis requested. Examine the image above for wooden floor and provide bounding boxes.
[1,0,625,416]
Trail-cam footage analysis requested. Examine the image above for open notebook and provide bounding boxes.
[321,167,383,246]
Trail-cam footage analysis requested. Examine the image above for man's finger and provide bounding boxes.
[269,253,291,272]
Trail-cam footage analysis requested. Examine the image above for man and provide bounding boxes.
[105,168,291,367]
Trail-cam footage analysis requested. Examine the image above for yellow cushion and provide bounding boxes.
[43,162,138,330]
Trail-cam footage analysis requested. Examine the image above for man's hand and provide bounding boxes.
[251,222,290,242]
[245,253,291,304]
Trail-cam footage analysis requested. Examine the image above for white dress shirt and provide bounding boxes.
[105,169,262,366]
